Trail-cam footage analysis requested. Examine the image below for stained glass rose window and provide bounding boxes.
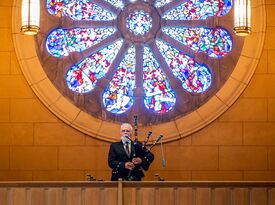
[36,0,243,125]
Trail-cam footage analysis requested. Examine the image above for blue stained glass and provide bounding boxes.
[102,46,136,114]
[163,0,232,20]
[156,39,212,93]
[66,39,123,93]
[46,0,116,21]
[162,27,232,58]
[104,0,124,9]
[46,27,116,57]
[154,0,173,8]
[126,10,153,36]
[143,47,176,113]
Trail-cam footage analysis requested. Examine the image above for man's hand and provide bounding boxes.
[125,162,135,170]
[132,157,142,165]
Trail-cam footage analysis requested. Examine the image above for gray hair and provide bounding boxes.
[120,123,133,132]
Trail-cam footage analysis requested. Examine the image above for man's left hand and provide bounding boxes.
[132,157,142,165]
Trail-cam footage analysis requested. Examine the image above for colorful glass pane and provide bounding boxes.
[154,0,172,8]
[46,0,116,21]
[66,39,123,93]
[126,10,153,36]
[104,0,124,9]
[102,46,136,114]
[46,27,116,57]
[143,47,176,113]
[162,0,232,20]
[162,27,232,58]
[156,39,212,93]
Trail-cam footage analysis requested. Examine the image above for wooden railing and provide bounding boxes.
[0,181,275,205]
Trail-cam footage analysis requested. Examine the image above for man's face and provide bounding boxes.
[120,125,132,139]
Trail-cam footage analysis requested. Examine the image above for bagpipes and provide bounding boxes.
[132,115,163,152]
[127,115,164,181]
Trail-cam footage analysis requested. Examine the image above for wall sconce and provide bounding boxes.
[21,0,40,35]
[233,0,251,36]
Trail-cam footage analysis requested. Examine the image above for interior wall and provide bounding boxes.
[0,0,275,181]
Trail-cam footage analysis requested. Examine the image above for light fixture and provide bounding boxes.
[233,0,251,36]
[21,0,40,35]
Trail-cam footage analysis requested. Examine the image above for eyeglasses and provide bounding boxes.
[121,129,131,132]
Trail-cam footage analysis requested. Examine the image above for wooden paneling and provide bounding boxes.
[0,182,274,205]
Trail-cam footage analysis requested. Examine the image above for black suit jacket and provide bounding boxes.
[108,141,154,181]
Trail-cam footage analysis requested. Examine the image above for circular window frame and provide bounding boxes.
[12,0,266,142]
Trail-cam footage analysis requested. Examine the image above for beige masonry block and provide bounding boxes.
[179,136,192,146]
[0,147,9,169]
[219,146,268,170]
[10,98,58,122]
[0,7,11,28]
[0,52,10,74]
[0,76,34,98]
[268,99,275,121]
[242,74,269,97]
[0,99,9,122]
[242,33,265,60]
[72,111,102,140]
[268,50,275,73]
[0,124,12,145]
[266,27,275,50]
[268,147,275,169]
[192,122,243,145]
[59,146,98,170]
[216,77,246,107]
[244,122,275,145]
[10,52,22,74]
[151,121,179,141]
[49,96,80,124]
[32,78,61,107]
[175,111,205,137]
[33,171,84,181]
[192,171,243,181]
[97,121,120,141]
[0,171,32,181]
[244,171,275,181]
[219,99,267,122]
[255,50,267,74]
[267,5,275,27]
[11,123,33,145]
[231,56,258,84]
[251,5,266,33]
[0,28,13,51]
[94,146,110,170]
[0,1,13,6]
[34,123,85,145]
[265,0,275,4]
[85,136,110,146]
[164,146,218,170]
[11,146,58,170]
[20,57,46,84]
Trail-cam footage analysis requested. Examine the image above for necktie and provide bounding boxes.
[125,142,131,157]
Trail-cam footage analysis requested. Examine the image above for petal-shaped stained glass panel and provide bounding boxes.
[46,27,116,57]
[162,0,232,20]
[46,0,116,20]
[104,0,124,9]
[156,39,212,93]
[102,46,136,114]
[154,0,172,8]
[66,39,123,93]
[143,46,176,113]
[162,27,232,58]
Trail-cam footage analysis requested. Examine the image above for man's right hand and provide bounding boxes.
[125,162,135,170]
